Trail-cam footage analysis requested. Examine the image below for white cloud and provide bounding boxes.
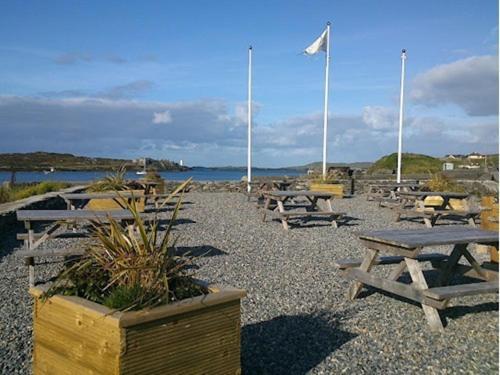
[0,96,496,166]
[362,106,397,129]
[152,110,172,124]
[410,55,499,116]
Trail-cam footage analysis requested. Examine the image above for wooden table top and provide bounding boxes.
[60,192,175,200]
[17,209,137,221]
[359,227,498,249]
[61,192,145,200]
[369,183,420,188]
[398,191,469,198]
[263,190,334,198]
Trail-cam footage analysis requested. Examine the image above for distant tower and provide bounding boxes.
[179,159,183,167]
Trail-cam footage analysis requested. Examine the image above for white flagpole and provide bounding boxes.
[247,46,253,193]
[396,49,407,183]
[322,22,331,179]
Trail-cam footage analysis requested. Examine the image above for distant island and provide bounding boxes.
[0,152,189,172]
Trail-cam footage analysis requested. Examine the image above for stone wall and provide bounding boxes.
[164,177,498,195]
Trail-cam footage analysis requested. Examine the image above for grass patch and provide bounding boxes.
[368,153,442,175]
[0,181,71,204]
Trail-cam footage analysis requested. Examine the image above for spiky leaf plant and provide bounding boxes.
[88,165,129,192]
[44,179,204,311]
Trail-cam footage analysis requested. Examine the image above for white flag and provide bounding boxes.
[304,28,328,55]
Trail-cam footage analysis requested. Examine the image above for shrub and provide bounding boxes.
[88,166,128,192]
[12,181,70,200]
[0,181,70,203]
[423,172,464,192]
[0,185,12,204]
[44,179,202,311]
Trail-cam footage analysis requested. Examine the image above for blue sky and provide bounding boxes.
[0,0,498,167]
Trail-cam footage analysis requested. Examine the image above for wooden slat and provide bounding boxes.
[398,191,469,199]
[17,209,137,221]
[263,190,335,199]
[423,281,499,300]
[17,232,91,241]
[358,227,498,249]
[279,211,344,217]
[17,248,85,258]
[344,268,446,309]
[335,253,447,269]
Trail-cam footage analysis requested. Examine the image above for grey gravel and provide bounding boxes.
[0,193,498,374]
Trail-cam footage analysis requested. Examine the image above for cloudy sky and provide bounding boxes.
[0,1,498,167]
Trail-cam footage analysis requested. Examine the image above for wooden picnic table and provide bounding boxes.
[16,209,140,286]
[135,180,162,195]
[367,182,421,201]
[336,227,498,331]
[271,180,292,191]
[395,191,478,228]
[247,180,291,202]
[261,190,345,230]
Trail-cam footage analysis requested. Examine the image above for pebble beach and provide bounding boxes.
[0,192,498,374]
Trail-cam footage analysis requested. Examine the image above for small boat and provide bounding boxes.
[43,167,55,174]
[136,158,147,175]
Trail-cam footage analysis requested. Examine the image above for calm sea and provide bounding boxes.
[0,168,302,183]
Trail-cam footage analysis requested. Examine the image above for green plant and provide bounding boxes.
[88,165,128,192]
[0,182,70,203]
[144,168,163,182]
[44,179,202,311]
[423,172,464,192]
[12,181,70,200]
[0,185,12,203]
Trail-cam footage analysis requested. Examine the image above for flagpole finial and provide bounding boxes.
[249,45,252,50]
[327,21,331,26]
[401,49,407,59]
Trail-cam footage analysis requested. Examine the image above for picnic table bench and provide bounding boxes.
[16,209,140,286]
[366,182,421,202]
[336,227,498,331]
[395,191,479,227]
[261,190,345,230]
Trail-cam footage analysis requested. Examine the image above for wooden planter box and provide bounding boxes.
[30,283,246,374]
[85,190,146,212]
[309,183,344,197]
[480,196,499,263]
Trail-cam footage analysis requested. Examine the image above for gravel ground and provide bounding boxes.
[0,193,498,374]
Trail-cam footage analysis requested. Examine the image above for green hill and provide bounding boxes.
[368,153,442,175]
[0,152,188,172]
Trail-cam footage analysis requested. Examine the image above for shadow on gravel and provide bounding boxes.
[442,301,499,321]
[158,218,196,227]
[354,270,498,327]
[242,312,356,374]
[0,221,29,260]
[174,245,228,257]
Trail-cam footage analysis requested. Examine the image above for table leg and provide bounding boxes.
[405,257,444,332]
[277,200,289,230]
[467,215,476,227]
[349,248,378,300]
[389,261,407,281]
[262,197,271,222]
[25,220,35,287]
[438,244,466,286]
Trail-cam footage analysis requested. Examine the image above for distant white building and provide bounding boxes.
[179,159,183,166]
[442,162,454,171]
[467,152,485,160]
